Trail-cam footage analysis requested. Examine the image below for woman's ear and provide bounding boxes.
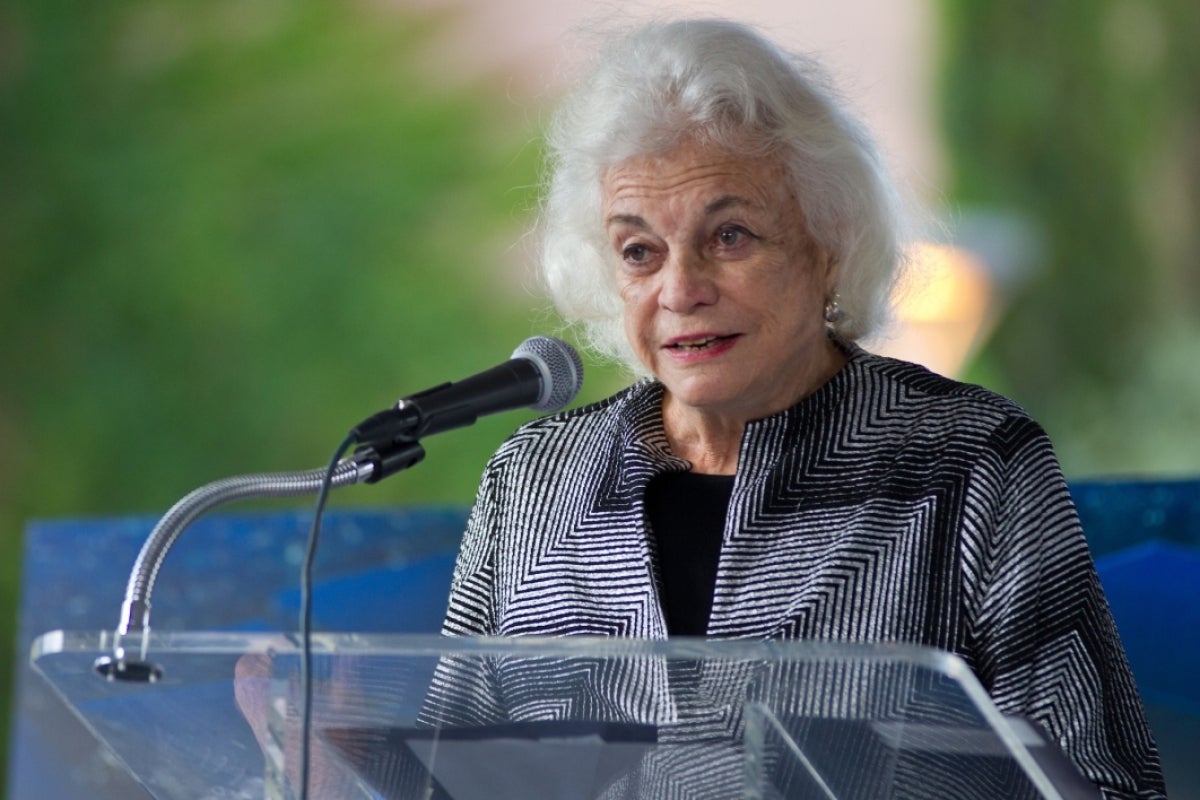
[820,248,840,289]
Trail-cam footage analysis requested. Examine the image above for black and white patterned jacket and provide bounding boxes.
[441,347,1165,799]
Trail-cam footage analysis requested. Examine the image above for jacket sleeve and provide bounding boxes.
[968,414,1166,799]
[422,457,508,730]
[441,456,502,636]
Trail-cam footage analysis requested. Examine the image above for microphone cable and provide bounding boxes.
[297,430,356,800]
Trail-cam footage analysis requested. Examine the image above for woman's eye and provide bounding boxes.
[716,227,748,247]
[622,243,651,263]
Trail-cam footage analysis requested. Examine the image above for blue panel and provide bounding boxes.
[1094,541,1200,711]
[12,508,468,800]
[274,551,458,633]
[1070,477,1200,557]
[14,479,1200,798]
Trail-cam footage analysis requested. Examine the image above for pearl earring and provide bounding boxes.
[824,293,843,330]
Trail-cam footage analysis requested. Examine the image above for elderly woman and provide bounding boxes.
[441,18,1165,800]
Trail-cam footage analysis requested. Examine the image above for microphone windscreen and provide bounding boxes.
[513,336,584,412]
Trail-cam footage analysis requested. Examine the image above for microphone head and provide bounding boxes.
[513,336,584,412]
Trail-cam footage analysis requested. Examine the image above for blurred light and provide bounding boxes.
[871,242,996,378]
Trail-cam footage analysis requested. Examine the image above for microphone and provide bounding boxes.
[352,336,584,448]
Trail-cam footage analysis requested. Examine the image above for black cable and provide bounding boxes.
[298,432,356,800]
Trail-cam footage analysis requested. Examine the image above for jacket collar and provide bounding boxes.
[608,344,866,484]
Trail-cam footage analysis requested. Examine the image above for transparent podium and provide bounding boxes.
[31,631,1095,800]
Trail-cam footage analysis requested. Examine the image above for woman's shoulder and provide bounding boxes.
[489,379,661,459]
[841,347,1058,460]
[850,347,1033,421]
[830,349,1065,481]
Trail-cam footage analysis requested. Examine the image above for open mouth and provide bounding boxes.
[667,334,737,352]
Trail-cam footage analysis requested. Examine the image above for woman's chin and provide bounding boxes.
[662,378,751,418]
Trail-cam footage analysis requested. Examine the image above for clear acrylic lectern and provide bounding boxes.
[31,631,1095,800]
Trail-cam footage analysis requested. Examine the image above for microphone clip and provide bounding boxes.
[351,437,426,484]
[349,399,427,447]
[346,401,435,482]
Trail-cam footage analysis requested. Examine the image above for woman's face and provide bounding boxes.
[603,137,839,423]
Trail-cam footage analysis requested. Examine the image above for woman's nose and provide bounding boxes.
[658,252,718,313]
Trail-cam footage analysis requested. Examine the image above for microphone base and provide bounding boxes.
[94,655,164,683]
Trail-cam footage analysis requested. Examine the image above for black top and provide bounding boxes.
[645,471,735,636]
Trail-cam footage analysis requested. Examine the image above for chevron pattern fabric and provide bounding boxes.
[441,347,1165,799]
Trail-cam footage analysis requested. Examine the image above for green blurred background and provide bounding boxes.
[0,1,633,779]
[1,0,1197,790]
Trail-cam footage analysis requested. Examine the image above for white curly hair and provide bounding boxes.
[539,18,909,373]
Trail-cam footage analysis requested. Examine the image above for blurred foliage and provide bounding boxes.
[939,0,1200,476]
[0,0,626,781]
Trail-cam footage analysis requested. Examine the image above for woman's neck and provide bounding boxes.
[661,407,744,475]
[660,344,848,475]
